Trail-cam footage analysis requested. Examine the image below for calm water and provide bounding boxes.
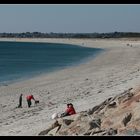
[0,41,103,84]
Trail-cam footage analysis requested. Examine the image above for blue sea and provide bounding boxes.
[0,41,103,85]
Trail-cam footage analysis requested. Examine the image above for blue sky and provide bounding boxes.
[0,4,140,33]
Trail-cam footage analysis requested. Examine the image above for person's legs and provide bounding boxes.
[27,99,29,107]
[29,100,32,107]
[60,112,69,117]
[18,104,21,108]
[27,99,31,108]
[18,96,22,108]
[18,99,22,108]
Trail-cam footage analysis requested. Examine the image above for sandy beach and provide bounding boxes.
[0,38,140,135]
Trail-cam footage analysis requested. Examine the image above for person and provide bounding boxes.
[60,103,76,117]
[18,94,23,108]
[26,94,35,108]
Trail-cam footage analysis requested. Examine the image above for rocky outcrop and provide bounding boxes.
[122,113,132,127]
[38,87,140,136]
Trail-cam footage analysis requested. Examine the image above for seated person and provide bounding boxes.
[60,103,76,117]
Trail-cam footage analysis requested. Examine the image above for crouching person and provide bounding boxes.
[26,94,35,108]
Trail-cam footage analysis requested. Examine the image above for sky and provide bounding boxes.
[0,4,140,33]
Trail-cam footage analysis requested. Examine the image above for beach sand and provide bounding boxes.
[0,38,140,135]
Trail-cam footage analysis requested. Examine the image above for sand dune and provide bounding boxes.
[0,38,140,135]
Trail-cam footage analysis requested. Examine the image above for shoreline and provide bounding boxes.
[0,38,140,135]
[0,39,104,86]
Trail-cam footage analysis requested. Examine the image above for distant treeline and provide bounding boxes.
[0,32,140,38]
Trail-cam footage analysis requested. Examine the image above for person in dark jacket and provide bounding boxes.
[18,94,23,108]
[60,103,76,117]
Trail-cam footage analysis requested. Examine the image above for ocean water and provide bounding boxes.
[0,41,103,85]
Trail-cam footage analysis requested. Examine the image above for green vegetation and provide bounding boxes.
[0,32,140,38]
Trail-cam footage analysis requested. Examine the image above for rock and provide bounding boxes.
[94,128,117,136]
[38,87,140,136]
[108,102,117,108]
[83,131,92,135]
[94,97,113,114]
[107,128,117,135]
[87,109,93,115]
[63,119,74,125]
[87,97,113,115]
[38,120,61,135]
[88,118,101,130]
[117,88,133,104]
[38,129,50,136]
[89,105,101,114]
[90,129,106,135]
[47,126,61,136]
[122,113,132,127]
[98,90,102,94]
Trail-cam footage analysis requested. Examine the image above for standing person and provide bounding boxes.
[26,94,35,108]
[60,103,76,117]
[18,94,23,108]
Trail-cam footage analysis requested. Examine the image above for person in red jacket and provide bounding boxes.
[60,103,76,117]
[26,94,35,108]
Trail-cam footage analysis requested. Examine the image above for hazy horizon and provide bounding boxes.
[0,4,140,33]
[1,31,140,34]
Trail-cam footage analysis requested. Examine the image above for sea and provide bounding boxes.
[0,41,103,85]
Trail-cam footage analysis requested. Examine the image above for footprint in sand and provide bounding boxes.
[84,91,90,95]
[16,130,21,133]
[4,123,9,125]
[97,90,102,94]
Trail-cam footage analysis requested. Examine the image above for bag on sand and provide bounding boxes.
[51,113,58,120]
